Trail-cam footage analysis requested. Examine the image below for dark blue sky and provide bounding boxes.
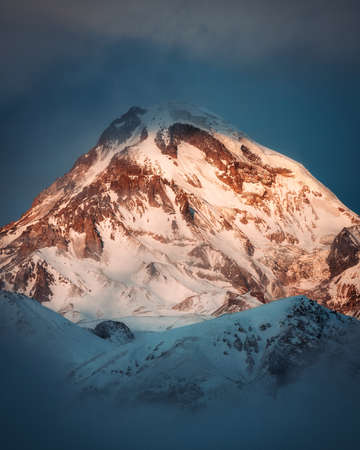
[1,0,360,226]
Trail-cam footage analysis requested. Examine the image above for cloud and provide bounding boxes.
[2,335,360,450]
[1,0,359,98]
[3,0,360,58]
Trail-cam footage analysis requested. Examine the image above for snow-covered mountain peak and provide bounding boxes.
[1,104,359,321]
[97,102,240,151]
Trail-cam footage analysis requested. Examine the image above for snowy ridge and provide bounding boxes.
[70,295,359,406]
[1,290,359,408]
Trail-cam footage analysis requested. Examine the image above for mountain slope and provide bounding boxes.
[1,290,359,408]
[0,290,111,367]
[71,295,360,406]
[0,103,359,320]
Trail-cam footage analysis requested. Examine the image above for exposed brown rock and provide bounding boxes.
[185,174,202,188]
[188,245,212,270]
[175,191,195,224]
[155,128,178,158]
[11,260,55,303]
[212,291,253,317]
[172,295,198,312]
[216,255,262,295]
[241,145,262,164]
[266,231,299,245]
[14,263,35,291]
[83,217,103,260]
[1,221,68,267]
[333,283,360,318]
[245,239,255,256]
[267,231,286,243]
[268,167,293,177]
[31,262,55,303]
[327,226,360,277]
[308,271,360,319]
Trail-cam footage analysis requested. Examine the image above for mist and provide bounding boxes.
[1,328,359,450]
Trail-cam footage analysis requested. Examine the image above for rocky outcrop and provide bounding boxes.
[92,320,134,344]
[327,226,360,277]
[212,292,255,316]
[98,106,146,146]
[11,260,56,303]
[83,217,103,260]
[30,263,55,303]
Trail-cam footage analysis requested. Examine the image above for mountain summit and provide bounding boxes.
[1,103,359,320]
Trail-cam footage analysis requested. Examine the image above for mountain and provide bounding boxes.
[1,290,359,407]
[0,103,359,321]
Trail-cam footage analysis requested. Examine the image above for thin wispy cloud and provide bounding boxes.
[1,0,359,98]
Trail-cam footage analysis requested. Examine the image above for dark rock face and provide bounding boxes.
[98,106,147,146]
[93,320,134,344]
[31,263,55,303]
[327,226,360,277]
[154,128,178,158]
[12,261,54,303]
[146,262,159,278]
[241,144,262,164]
[306,226,360,318]
[83,217,103,260]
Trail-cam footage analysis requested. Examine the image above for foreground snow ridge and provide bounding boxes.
[2,290,359,408]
